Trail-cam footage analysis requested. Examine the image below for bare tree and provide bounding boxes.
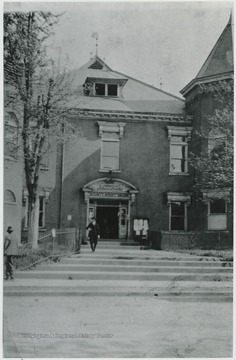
[4,11,78,248]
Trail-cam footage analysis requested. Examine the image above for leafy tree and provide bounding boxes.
[190,79,233,192]
[4,11,77,248]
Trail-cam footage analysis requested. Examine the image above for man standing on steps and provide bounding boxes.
[4,226,18,280]
[86,217,100,252]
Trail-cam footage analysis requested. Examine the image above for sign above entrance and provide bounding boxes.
[92,180,127,192]
[98,183,123,191]
[82,178,139,204]
[90,191,129,199]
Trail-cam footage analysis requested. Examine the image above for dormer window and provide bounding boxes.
[95,83,118,96]
[108,84,118,96]
[84,77,128,98]
[95,83,106,96]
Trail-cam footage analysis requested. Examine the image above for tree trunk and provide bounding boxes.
[27,194,39,249]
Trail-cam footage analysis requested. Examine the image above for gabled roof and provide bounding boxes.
[88,59,104,70]
[181,16,233,97]
[65,55,185,115]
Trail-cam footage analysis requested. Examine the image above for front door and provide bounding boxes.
[96,206,119,239]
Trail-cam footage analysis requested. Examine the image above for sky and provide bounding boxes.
[3,1,233,97]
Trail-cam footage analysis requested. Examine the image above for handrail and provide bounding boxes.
[14,227,82,271]
[18,251,76,271]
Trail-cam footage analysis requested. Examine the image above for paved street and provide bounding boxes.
[3,295,233,358]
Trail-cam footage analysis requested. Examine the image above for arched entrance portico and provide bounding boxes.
[83,178,138,239]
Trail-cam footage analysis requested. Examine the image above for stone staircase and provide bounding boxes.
[4,241,233,300]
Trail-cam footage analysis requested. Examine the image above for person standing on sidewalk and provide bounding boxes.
[4,226,18,280]
[86,217,100,252]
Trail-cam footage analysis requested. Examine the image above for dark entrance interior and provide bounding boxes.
[96,206,119,239]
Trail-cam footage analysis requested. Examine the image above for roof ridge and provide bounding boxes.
[111,69,184,101]
[70,56,184,101]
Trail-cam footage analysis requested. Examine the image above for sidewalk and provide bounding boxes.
[3,295,233,358]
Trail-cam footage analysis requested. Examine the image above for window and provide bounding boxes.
[210,199,226,214]
[108,84,118,96]
[4,112,18,159]
[4,190,16,203]
[40,138,50,169]
[95,83,118,97]
[167,192,191,231]
[95,83,105,96]
[202,189,229,231]
[38,196,45,228]
[168,126,192,174]
[208,198,227,230]
[208,136,226,155]
[101,140,119,171]
[84,77,127,98]
[170,202,186,230]
[25,196,45,228]
[170,137,187,173]
[98,121,126,172]
[23,194,47,229]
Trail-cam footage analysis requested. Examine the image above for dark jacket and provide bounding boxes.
[86,222,100,240]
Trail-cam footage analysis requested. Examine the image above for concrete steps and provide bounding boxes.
[4,278,233,301]
[60,258,233,267]
[24,264,233,274]
[4,243,233,300]
[15,270,232,281]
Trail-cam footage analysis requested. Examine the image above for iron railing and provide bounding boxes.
[13,227,82,270]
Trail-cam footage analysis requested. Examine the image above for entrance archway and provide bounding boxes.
[83,178,138,239]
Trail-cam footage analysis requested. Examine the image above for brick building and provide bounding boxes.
[4,17,233,249]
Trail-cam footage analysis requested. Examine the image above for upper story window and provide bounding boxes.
[208,135,226,154]
[95,83,118,97]
[108,84,118,96]
[84,77,127,98]
[101,139,119,171]
[4,112,18,159]
[95,83,106,96]
[40,137,50,170]
[167,126,192,175]
[208,130,226,161]
[98,121,126,173]
[170,136,187,173]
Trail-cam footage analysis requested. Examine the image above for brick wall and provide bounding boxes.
[160,231,233,250]
[46,116,194,238]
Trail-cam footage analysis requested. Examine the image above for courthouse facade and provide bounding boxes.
[4,17,233,249]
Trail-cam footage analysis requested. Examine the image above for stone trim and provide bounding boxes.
[167,192,191,206]
[167,125,192,141]
[97,121,126,138]
[201,188,231,202]
[65,108,193,123]
[23,187,52,203]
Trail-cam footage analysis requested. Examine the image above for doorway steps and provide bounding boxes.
[4,242,233,300]
[94,240,143,249]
